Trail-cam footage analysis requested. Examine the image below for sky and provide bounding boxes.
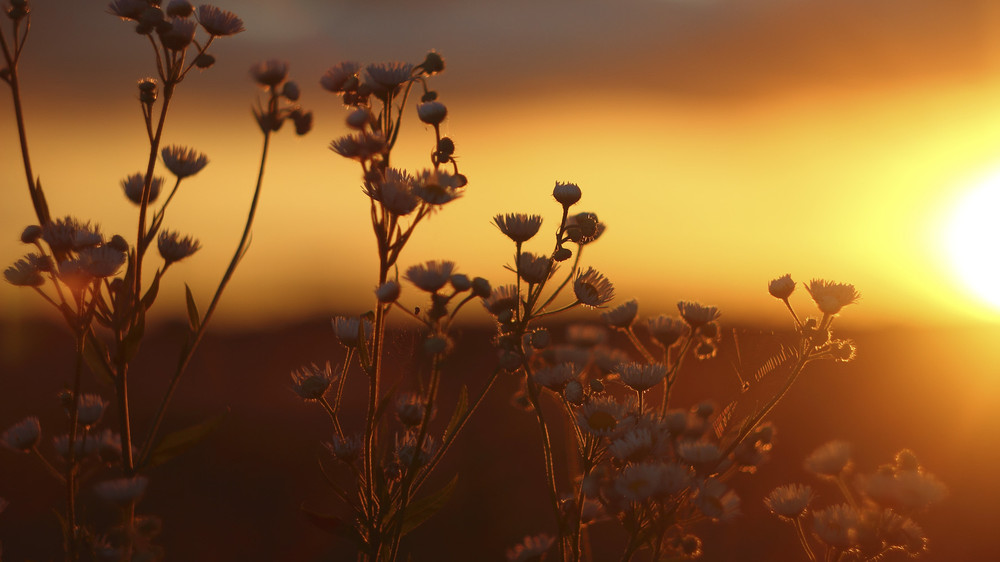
[3,0,1000,329]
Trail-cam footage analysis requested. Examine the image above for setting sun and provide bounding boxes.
[945,175,1000,311]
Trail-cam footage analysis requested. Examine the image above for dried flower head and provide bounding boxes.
[405,260,456,293]
[157,230,201,265]
[494,213,542,243]
[574,267,614,307]
[1,416,40,452]
[806,279,860,315]
[196,4,244,36]
[161,145,209,178]
[290,362,335,401]
[764,484,814,520]
[121,173,163,205]
[250,59,289,87]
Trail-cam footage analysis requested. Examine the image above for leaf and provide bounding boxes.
[82,334,115,386]
[121,309,145,364]
[301,506,368,551]
[141,269,162,310]
[398,474,459,537]
[443,385,468,441]
[184,283,200,333]
[146,410,227,468]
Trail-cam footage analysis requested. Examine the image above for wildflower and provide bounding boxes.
[693,478,741,521]
[418,50,446,75]
[20,225,42,244]
[395,393,433,427]
[57,260,93,293]
[324,434,363,464]
[564,380,584,404]
[859,464,947,510]
[616,362,667,392]
[157,231,201,265]
[157,17,196,51]
[677,301,720,329]
[290,363,335,401]
[94,476,149,507]
[52,433,100,461]
[375,280,401,303]
[506,534,554,562]
[576,395,625,437]
[282,81,301,101]
[764,484,814,519]
[812,504,859,549]
[332,316,372,348]
[574,267,614,307]
[471,276,492,298]
[1,416,40,452]
[413,169,464,205]
[4,256,44,287]
[395,432,435,467]
[602,299,638,328]
[250,59,289,87]
[416,101,447,125]
[161,145,209,178]
[553,181,582,207]
[370,168,419,216]
[450,274,471,292]
[320,61,361,93]
[364,62,414,97]
[768,274,795,300]
[405,260,456,293]
[42,217,100,253]
[108,0,147,21]
[805,279,860,315]
[532,364,576,392]
[830,339,857,362]
[517,252,552,285]
[493,213,542,243]
[483,284,518,315]
[616,463,667,502]
[76,394,109,427]
[564,212,604,245]
[166,0,194,18]
[608,427,653,462]
[78,245,126,278]
[345,107,370,129]
[804,440,852,477]
[121,173,164,205]
[196,5,244,36]
[646,315,689,348]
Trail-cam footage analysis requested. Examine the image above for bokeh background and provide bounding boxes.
[2,0,999,560]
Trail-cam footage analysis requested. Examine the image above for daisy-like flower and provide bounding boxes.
[576,395,625,437]
[616,462,668,502]
[78,245,126,278]
[324,434,363,464]
[375,280,401,303]
[196,5,244,36]
[805,279,860,315]
[41,217,98,253]
[121,173,164,205]
[161,145,209,178]
[506,534,555,562]
[494,213,543,243]
[369,168,419,216]
[483,284,518,315]
[76,394,109,427]
[677,301,720,329]
[166,0,194,18]
[250,59,289,87]
[416,101,447,125]
[646,315,689,348]
[693,478,741,521]
[157,230,201,265]
[57,260,93,293]
[764,483,814,520]
[564,212,604,245]
[553,181,582,207]
[395,432,435,467]
[1,416,40,452]
[364,62,415,97]
[290,363,335,401]
[574,267,614,307]
[616,362,667,392]
[768,274,795,300]
[413,169,464,205]
[4,256,44,287]
[320,61,360,93]
[812,504,860,549]
[94,476,149,507]
[804,440,852,477]
[608,427,653,463]
[517,252,552,285]
[405,260,456,293]
[108,0,147,21]
[52,433,101,461]
[395,392,433,427]
[532,364,577,392]
[859,464,947,511]
[157,17,197,51]
[602,299,638,328]
[332,316,372,348]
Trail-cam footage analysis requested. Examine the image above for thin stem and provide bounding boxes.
[525,375,565,562]
[794,518,818,562]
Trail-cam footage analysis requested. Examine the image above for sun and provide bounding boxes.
[945,176,1000,311]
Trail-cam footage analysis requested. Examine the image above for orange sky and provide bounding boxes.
[3,0,1000,329]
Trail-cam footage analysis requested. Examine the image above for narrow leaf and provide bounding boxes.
[184,283,200,333]
[301,506,368,551]
[443,385,469,441]
[141,270,162,310]
[146,410,227,468]
[399,474,459,537]
[121,309,145,364]
[82,334,115,386]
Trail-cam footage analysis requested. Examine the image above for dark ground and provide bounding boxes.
[1,316,997,561]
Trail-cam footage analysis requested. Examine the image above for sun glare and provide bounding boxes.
[945,176,1000,311]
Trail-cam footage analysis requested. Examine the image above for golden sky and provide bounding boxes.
[3,0,1000,328]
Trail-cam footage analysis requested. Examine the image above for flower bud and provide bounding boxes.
[553,182,582,207]
[291,109,313,135]
[450,273,471,292]
[194,53,215,69]
[553,247,573,262]
[471,276,492,298]
[107,235,130,253]
[20,225,42,244]
[282,81,301,101]
[421,90,438,102]
[437,137,455,157]
[375,280,401,303]
[530,329,551,349]
[420,51,446,74]
[417,101,447,125]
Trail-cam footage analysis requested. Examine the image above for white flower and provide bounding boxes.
[121,173,163,205]
[602,299,638,328]
[416,101,447,125]
[608,427,653,463]
[615,462,666,502]
[693,478,741,521]
[768,274,795,300]
[76,394,109,427]
[196,5,244,36]
[4,256,44,287]
[616,362,667,393]
[804,440,852,477]
[493,213,542,243]
[250,59,289,87]
[574,267,614,308]
[395,393,432,427]
[395,432,435,468]
[1,417,40,452]
[764,484,814,519]
[677,440,721,467]
[290,363,335,401]
[516,252,553,285]
[405,260,456,293]
[575,396,625,437]
[812,504,859,548]
[805,279,860,315]
[324,434,363,464]
[161,145,209,178]
[320,61,360,93]
[677,301,720,329]
[332,316,372,348]
[532,364,576,392]
[78,245,126,278]
[157,231,201,265]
